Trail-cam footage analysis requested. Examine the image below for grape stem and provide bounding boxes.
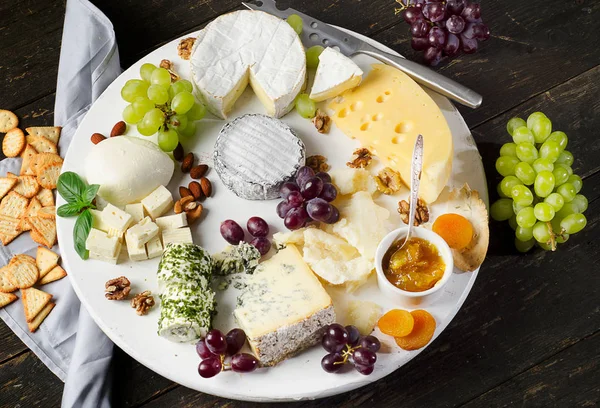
[545,221,557,252]
[334,344,362,365]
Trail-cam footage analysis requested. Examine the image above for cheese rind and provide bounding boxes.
[310,47,363,102]
[141,185,173,220]
[329,64,453,203]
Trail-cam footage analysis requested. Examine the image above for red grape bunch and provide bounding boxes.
[321,324,381,375]
[397,0,490,66]
[197,328,260,378]
[277,166,340,230]
[220,216,272,255]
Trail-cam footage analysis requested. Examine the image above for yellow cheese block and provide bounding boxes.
[329,64,453,203]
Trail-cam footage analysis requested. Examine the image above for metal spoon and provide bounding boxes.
[399,134,424,250]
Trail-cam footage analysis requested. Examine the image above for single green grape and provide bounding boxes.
[172,91,195,114]
[169,81,187,99]
[526,111,547,129]
[532,221,551,243]
[512,126,535,144]
[490,198,514,221]
[516,207,536,228]
[534,170,555,198]
[507,117,527,136]
[186,103,206,121]
[500,176,523,197]
[287,14,303,35]
[150,68,171,87]
[539,140,561,163]
[147,85,169,104]
[571,194,588,213]
[306,45,325,69]
[537,241,553,251]
[556,182,576,202]
[500,142,518,158]
[511,184,534,206]
[178,79,193,93]
[556,150,574,166]
[142,108,165,131]
[508,215,519,230]
[544,193,564,212]
[567,175,582,193]
[137,121,157,136]
[530,116,552,144]
[515,226,534,241]
[554,163,573,177]
[122,104,143,124]
[556,233,569,244]
[555,202,579,219]
[560,213,587,234]
[552,165,570,186]
[534,202,555,222]
[157,128,179,152]
[169,114,188,130]
[179,121,196,137]
[140,63,157,82]
[295,94,317,119]
[516,142,538,164]
[514,162,536,185]
[532,158,554,173]
[121,79,149,102]
[515,237,535,253]
[132,97,155,116]
[495,156,519,177]
[547,131,568,151]
[513,200,528,215]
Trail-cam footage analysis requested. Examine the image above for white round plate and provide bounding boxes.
[57,26,487,402]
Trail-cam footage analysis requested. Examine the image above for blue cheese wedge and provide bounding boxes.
[155,213,187,231]
[141,185,173,220]
[214,114,305,200]
[213,242,261,275]
[234,245,335,366]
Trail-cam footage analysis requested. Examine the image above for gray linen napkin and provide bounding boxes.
[0,0,121,407]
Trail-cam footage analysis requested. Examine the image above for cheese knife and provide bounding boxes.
[242,0,482,109]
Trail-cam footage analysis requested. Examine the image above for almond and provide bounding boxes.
[110,121,126,137]
[188,181,203,200]
[173,143,184,161]
[184,201,198,211]
[179,186,192,199]
[186,204,203,224]
[174,196,194,214]
[190,164,208,179]
[200,177,212,198]
[181,153,194,173]
[91,133,106,144]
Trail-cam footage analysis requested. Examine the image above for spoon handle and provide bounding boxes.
[407,134,424,236]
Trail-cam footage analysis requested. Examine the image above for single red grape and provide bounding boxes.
[279,181,299,199]
[225,328,247,356]
[354,363,374,375]
[196,338,214,359]
[220,220,244,244]
[284,207,308,230]
[250,237,271,256]
[198,356,222,378]
[231,353,259,373]
[247,216,269,237]
[295,166,315,188]
[205,329,227,355]
[321,353,345,373]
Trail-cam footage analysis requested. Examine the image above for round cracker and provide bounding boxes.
[7,255,38,289]
[37,162,62,189]
[2,128,25,157]
[0,110,18,133]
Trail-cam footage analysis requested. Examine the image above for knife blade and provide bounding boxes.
[242,0,482,108]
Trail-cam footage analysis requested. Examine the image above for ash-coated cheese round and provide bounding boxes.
[214,114,305,200]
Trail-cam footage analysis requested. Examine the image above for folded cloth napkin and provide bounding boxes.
[0,0,121,407]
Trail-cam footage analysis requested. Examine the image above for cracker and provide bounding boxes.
[0,191,28,218]
[7,254,38,289]
[28,302,55,332]
[37,162,62,189]
[25,135,57,154]
[2,128,25,157]
[21,287,52,322]
[0,177,17,201]
[29,216,56,248]
[0,215,21,245]
[36,189,54,207]
[6,172,17,179]
[39,265,66,285]
[0,265,17,293]
[37,206,56,219]
[0,292,18,309]
[25,126,61,145]
[17,197,41,231]
[12,175,40,199]
[31,153,63,176]
[30,228,46,246]
[20,144,38,176]
[0,110,18,133]
[36,246,59,279]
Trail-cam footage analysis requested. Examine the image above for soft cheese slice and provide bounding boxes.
[310,47,363,102]
[190,10,306,119]
[329,64,453,203]
[329,168,377,196]
[234,245,335,366]
[214,114,305,200]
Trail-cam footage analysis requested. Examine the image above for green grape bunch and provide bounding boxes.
[120,63,207,152]
[491,112,588,252]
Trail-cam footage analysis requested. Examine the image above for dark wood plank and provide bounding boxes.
[0,322,27,364]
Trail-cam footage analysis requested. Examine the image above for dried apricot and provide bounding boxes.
[432,213,473,250]
[377,309,414,337]
[394,309,436,351]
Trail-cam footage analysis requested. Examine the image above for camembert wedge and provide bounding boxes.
[310,47,363,102]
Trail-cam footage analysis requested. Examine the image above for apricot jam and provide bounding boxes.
[382,237,445,292]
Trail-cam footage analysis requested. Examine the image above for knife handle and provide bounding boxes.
[358,46,482,109]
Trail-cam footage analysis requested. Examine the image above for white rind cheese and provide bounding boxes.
[234,245,335,366]
[190,10,306,119]
[310,47,363,102]
[214,114,305,200]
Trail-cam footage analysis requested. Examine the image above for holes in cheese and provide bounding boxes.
[372,113,384,121]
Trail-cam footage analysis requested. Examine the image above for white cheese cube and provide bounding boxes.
[89,240,122,264]
[125,203,145,224]
[155,213,188,231]
[85,228,120,258]
[146,235,164,259]
[162,227,193,246]
[125,216,159,248]
[141,185,173,220]
[101,203,133,238]
[90,209,109,232]
[125,233,148,261]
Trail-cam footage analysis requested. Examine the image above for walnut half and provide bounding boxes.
[177,37,196,60]
[306,155,330,173]
[347,148,372,168]
[312,109,331,134]
[374,167,403,194]
[131,291,155,316]
[159,59,179,82]
[398,198,429,226]
[105,276,131,300]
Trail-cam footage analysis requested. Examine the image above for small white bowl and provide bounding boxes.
[375,226,454,306]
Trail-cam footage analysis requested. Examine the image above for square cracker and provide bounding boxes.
[25,135,57,154]
[0,215,21,245]
[36,189,54,207]
[29,216,56,248]
[30,228,46,246]
[0,292,18,309]
[28,302,55,332]
[0,191,28,218]
[0,265,17,293]
[37,162,62,190]
[0,110,18,133]
[21,287,52,322]
[17,197,41,231]
[26,126,61,145]
[20,144,38,176]
[39,265,67,285]
[0,178,17,201]
[12,176,40,199]
[31,153,63,176]
[36,246,59,278]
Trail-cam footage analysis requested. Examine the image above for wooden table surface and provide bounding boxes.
[1,0,599,406]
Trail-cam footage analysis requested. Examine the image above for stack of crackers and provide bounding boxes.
[0,109,62,248]
[0,247,66,332]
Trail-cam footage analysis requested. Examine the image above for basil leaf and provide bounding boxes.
[57,172,87,203]
[82,184,100,205]
[74,209,92,260]
[57,202,82,218]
